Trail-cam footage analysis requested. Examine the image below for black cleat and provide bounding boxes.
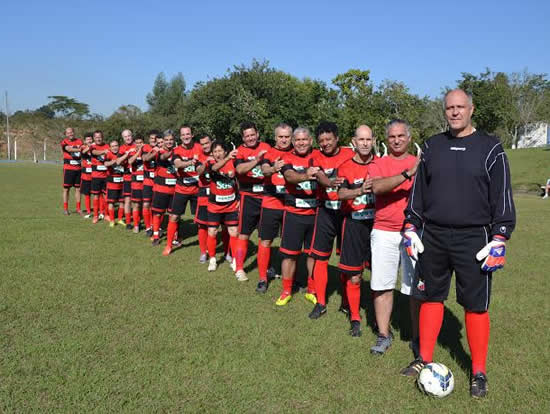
[126,223,133,230]
[400,358,425,377]
[145,229,153,237]
[255,280,268,294]
[349,320,362,337]
[151,238,161,246]
[470,372,488,398]
[339,305,350,317]
[308,303,327,320]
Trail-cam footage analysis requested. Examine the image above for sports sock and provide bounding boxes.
[166,221,178,248]
[85,195,91,214]
[340,273,349,308]
[313,260,329,306]
[281,277,293,296]
[229,236,238,259]
[235,238,248,271]
[198,227,208,255]
[118,206,124,220]
[93,198,99,218]
[63,202,68,211]
[346,278,361,321]
[207,234,217,258]
[99,195,106,215]
[109,207,115,222]
[133,210,140,227]
[465,311,490,375]
[125,212,131,225]
[307,275,316,294]
[152,214,161,239]
[221,227,230,255]
[143,207,151,229]
[419,302,444,363]
[76,201,81,211]
[257,244,271,282]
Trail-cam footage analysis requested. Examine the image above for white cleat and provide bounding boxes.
[230,258,237,272]
[208,257,217,272]
[235,269,248,282]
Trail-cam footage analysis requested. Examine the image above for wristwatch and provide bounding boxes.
[401,170,411,181]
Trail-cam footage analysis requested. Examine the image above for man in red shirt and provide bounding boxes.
[337,125,376,337]
[128,135,145,233]
[308,122,354,318]
[79,133,94,218]
[104,140,131,226]
[141,131,161,236]
[90,130,110,223]
[60,127,83,215]
[162,125,202,256]
[368,119,421,355]
[119,129,136,229]
[276,128,320,306]
[233,122,271,281]
[256,123,293,293]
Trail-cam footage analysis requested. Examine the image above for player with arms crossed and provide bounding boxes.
[90,130,110,223]
[141,131,160,236]
[127,135,145,233]
[399,89,515,399]
[79,133,94,218]
[104,140,131,227]
[60,127,83,215]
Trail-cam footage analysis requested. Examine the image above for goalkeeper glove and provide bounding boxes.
[475,235,506,272]
[403,223,424,261]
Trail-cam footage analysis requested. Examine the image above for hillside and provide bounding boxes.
[506,147,549,193]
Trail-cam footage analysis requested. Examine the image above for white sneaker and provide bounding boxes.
[208,257,217,272]
[84,214,92,219]
[230,258,237,272]
[543,194,548,199]
[235,269,248,281]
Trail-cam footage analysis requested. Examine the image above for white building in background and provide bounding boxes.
[516,122,550,148]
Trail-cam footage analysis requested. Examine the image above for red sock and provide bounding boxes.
[133,210,140,227]
[76,201,81,211]
[282,277,293,296]
[85,195,91,214]
[207,234,217,258]
[166,221,178,247]
[419,302,444,363]
[307,275,316,294]
[63,202,68,211]
[230,236,238,258]
[125,212,131,225]
[221,227,230,255]
[198,227,208,255]
[153,214,161,239]
[235,238,248,271]
[93,198,99,218]
[143,207,151,229]
[99,195,106,215]
[346,278,361,321]
[257,244,271,282]
[109,207,115,222]
[465,311,490,375]
[340,273,349,308]
[314,260,329,306]
[118,206,124,220]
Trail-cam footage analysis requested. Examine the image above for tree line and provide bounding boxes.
[2,60,550,157]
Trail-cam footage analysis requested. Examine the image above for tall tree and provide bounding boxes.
[46,96,90,119]
[146,72,187,117]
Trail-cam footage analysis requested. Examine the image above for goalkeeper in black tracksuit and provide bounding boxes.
[399,89,516,399]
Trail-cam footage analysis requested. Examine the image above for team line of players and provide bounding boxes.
[61,120,420,345]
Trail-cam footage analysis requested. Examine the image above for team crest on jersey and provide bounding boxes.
[417,279,425,292]
[353,178,364,184]
[499,226,506,234]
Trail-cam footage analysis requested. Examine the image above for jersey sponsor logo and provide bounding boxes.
[215,193,235,203]
[250,166,263,178]
[450,147,466,151]
[297,181,316,191]
[295,198,317,208]
[252,184,264,192]
[216,181,233,190]
[499,226,507,234]
[353,178,364,185]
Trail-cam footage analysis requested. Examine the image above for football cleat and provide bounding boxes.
[145,229,153,237]
[83,214,92,219]
[199,254,208,264]
[400,358,426,377]
[151,238,161,246]
[370,332,393,355]
[63,210,70,215]
[172,240,181,248]
[92,217,99,224]
[133,226,140,234]
[126,223,133,230]
[275,292,292,306]
[350,320,362,337]
[304,292,318,305]
[308,303,327,319]
[109,221,115,228]
[117,219,125,226]
[162,246,172,256]
[235,270,248,281]
[230,258,237,272]
[224,254,233,263]
[207,257,217,272]
[470,372,488,398]
[255,280,268,293]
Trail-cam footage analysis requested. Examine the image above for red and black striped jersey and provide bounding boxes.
[173,143,202,195]
[153,150,177,194]
[90,143,110,179]
[80,147,93,180]
[234,141,271,197]
[141,144,158,184]
[312,147,354,209]
[60,138,83,170]
[197,152,212,197]
[260,146,293,210]
[281,149,319,216]
[207,159,239,213]
[105,151,125,190]
[338,158,376,220]
[119,144,135,179]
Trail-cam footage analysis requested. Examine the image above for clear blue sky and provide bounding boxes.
[2,0,549,116]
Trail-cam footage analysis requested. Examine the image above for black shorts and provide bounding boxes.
[143,184,153,203]
[194,203,209,226]
[412,223,492,312]
[258,207,284,241]
[80,179,91,196]
[131,188,143,203]
[151,192,174,214]
[310,205,343,261]
[106,188,123,203]
[91,177,107,195]
[170,193,198,216]
[123,179,132,197]
[279,211,315,259]
[338,217,373,275]
[207,210,239,227]
[238,194,262,236]
[63,169,81,188]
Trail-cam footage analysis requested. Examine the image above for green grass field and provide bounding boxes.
[1,163,549,413]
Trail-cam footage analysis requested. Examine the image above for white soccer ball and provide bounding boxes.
[417,362,454,398]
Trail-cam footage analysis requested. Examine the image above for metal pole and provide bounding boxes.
[5,91,10,160]
[14,139,17,160]
[44,139,47,161]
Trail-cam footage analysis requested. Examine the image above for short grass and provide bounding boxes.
[0,163,549,413]
[506,147,550,192]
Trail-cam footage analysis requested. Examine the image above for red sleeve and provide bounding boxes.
[368,159,384,179]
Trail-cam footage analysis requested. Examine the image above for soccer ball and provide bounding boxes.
[417,363,454,397]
